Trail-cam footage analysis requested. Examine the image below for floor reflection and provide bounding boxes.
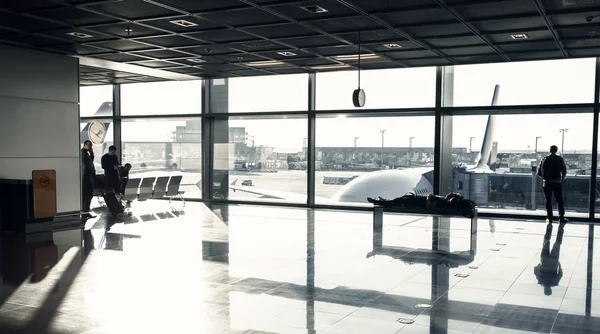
[0,202,598,333]
[534,222,565,296]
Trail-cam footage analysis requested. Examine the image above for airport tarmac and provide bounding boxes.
[101,168,592,219]
[127,169,369,202]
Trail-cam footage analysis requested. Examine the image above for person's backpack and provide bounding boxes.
[539,155,561,180]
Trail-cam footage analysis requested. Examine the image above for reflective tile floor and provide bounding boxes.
[0,201,599,333]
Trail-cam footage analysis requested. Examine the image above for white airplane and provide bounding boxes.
[228,85,501,203]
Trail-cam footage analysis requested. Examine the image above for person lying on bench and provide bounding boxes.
[367,192,475,216]
[368,192,463,205]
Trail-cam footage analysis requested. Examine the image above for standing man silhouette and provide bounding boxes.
[81,140,96,218]
[537,145,568,223]
[101,145,121,194]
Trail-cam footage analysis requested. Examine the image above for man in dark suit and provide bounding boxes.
[81,140,96,218]
[537,145,568,223]
[101,145,121,194]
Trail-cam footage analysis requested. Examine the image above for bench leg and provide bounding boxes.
[470,210,478,254]
[373,207,383,229]
[373,207,383,249]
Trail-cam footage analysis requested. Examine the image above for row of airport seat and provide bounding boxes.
[122,175,185,204]
[94,174,185,205]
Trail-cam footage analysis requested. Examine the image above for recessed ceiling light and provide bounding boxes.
[511,33,529,39]
[277,51,296,57]
[310,64,350,70]
[245,60,286,67]
[124,28,134,33]
[300,5,328,13]
[383,43,402,49]
[66,32,93,38]
[333,54,381,61]
[237,56,244,60]
[188,58,205,63]
[169,19,198,27]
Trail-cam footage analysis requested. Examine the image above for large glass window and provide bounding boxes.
[121,118,202,199]
[315,114,435,205]
[212,117,307,203]
[452,112,593,217]
[213,74,308,113]
[316,67,436,110]
[121,81,203,115]
[449,58,596,107]
[80,85,113,117]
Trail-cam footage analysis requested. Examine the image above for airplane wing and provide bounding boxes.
[229,178,335,203]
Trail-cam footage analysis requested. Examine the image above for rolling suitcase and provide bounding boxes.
[102,192,124,216]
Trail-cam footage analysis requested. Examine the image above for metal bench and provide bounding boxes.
[122,178,141,202]
[165,175,185,206]
[373,206,478,251]
[152,176,170,199]
[137,177,156,201]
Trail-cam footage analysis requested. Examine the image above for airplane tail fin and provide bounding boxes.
[475,84,499,169]
[231,178,238,186]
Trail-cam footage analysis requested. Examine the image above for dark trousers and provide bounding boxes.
[82,180,94,212]
[105,174,120,194]
[543,182,565,219]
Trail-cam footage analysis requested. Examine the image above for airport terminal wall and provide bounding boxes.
[0,45,80,214]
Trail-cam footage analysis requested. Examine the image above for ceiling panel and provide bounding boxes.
[186,29,256,43]
[86,23,167,38]
[243,23,320,39]
[451,1,539,20]
[0,11,67,32]
[376,8,456,26]
[133,49,192,59]
[0,0,599,84]
[87,0,179,20]
[44,43,108,55]
[404,24,472,38]
[95,53,151,62]
[309,16,382,33]
[264,2,358,21]
[203,8,286,26]
[31,7,118,26]
[156,0,248,13]
[138,35,204,47]
[541,0,600,11]
[141,16,225,33]
[90,39,156,52]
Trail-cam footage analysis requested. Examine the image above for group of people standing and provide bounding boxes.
[80,141,130,218]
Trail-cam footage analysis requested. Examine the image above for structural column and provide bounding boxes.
[206,78,230,200]
[112,84,122,162]
[434,66,454,195]
[590,57,600,219]
[307,73,316,206]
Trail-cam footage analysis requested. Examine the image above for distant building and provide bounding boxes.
[229,127,246,144]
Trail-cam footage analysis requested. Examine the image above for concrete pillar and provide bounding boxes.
[209,78,230,199]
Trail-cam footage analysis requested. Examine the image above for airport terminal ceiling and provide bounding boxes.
[2,0,600,85]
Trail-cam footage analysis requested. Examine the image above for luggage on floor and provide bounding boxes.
[102,192,124,215]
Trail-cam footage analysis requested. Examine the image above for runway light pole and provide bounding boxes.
[408,137,415,167]
[535,136,542,159]
[469,136,475,164]
[354,137,359,148]
[559,129,568,156]
[380,130,386,169]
